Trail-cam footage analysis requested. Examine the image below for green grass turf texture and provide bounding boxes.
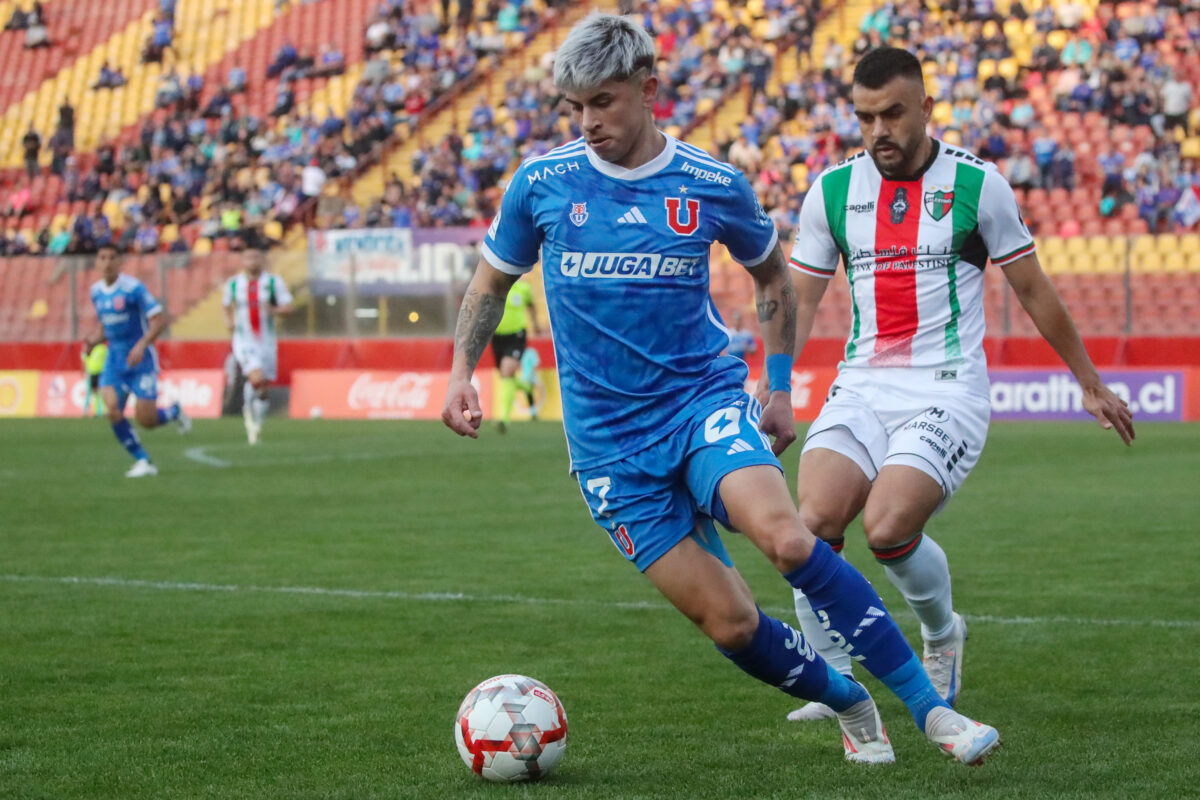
[1,419,1197,800]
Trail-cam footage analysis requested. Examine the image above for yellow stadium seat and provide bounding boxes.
[1086,236,1111,255]
[1131,235,1156,253]
[1163,252,1187,273]
[1045,253,1072,275]
[1156,234,1180,253]
[1181,138,1200,160]
[1066,237,1088,255]
[998,58,1020,80]
[1179,234,1200,253]
[1132,251,1161,273]
[192,237,213,255]
[161,224,179,244]
[1040,236,1065,255]
[790,162,809,188]
[264,220,284,241]
[1091,253,1119,274]
[1186,252,1200,273]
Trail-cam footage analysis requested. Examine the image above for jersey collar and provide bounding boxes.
[584,132,676,181]
[886,137,941,182]
[97,274,128,294]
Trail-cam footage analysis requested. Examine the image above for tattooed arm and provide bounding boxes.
[746,242,799,454]
[442,261,519,437]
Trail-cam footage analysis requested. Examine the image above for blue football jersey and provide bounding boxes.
[91,273,163,360]
[482,135,778,470]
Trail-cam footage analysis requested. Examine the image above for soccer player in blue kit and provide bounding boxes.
[442,14,1000,766]
[85,243,190,477]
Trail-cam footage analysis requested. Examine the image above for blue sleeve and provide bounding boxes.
[481,165,541,275]
[719,171,779,268]
[135,280,164,317]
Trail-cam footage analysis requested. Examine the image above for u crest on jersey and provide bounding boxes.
[664,197,700,235]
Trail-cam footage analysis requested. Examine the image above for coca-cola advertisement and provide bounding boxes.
[289,370,496,420]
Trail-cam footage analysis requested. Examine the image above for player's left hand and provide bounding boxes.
[126,342,146,367]
[1082,383,1135,445]
[753,374,770,410]
[758,391,797,456]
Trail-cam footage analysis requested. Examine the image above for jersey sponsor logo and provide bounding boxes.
[681,161,733,185]
[925,406,949,423]
[526,160,581,185]
[889,187,910,224]
[664,197,700,235]
[924,188,954,221]
[559,251,701,279]
[569,202,588,227]
[845,201,876,213]
[935,369,958,381]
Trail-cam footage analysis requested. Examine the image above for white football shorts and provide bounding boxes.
[802,368,990,502]
[232,337,278,381]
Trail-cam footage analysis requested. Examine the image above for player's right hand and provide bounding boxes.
[442,378,483,438]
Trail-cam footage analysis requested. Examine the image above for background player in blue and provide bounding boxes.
[442,13,1000,766]
[84,243,191,477]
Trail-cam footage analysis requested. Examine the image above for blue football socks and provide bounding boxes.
[784,539,950,730]
[719,608,870,712]
[111,419,149,461]
[156,403,180,425]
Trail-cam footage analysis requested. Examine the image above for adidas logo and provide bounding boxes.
[726,438,753,455]
[617,207,648,224]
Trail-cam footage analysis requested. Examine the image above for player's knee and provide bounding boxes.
[105,406,124,424]
[797,499,849,542]
[746,512,815,573]
[703,605,760,651]
[135,407,158,428]
[862,507,920,550]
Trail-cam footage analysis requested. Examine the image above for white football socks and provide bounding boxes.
[881,533,956,643]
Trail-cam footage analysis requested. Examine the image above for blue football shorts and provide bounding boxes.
[574,392,784,572]
[99,348,159,402]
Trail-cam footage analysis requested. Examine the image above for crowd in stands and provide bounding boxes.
[1,0,1198,259]
[0,0,556,255]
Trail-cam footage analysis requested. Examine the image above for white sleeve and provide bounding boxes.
[787,177,840,279]
[274,274,294,306]
[980,168,1037,267]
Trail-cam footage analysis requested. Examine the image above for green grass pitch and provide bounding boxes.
[1,418,1198,799]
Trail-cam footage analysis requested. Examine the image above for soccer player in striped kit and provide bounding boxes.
[222,245,293,445]
[784,47,1135,722]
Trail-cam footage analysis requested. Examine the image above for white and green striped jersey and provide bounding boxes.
[789,140,1034,383]
[222,272,293,346]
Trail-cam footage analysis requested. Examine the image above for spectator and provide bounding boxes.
[309,42,346,78]
[227,61,247,93]
[5,4,28,30]
[270,82,295,117]
[93,61,127,90]
[266,39,298,79]
[155,69,183,108]
[203,86,233,119]
[144,11,173,62]
[1031,127,1058,188]
[1004,146,1038,190]
[22,125,40,181]
[1161,71,1193,134]
[24,12,49,48]
[302,158,326,199]
[134,220,160,253]
[58,97,75,139]
[48,127,72,176]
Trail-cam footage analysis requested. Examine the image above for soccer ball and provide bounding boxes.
[454,674,568,782]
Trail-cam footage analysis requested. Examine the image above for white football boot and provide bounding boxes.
[836,691,895,765]
[174,404,192,435]
[125,459,158,478]
[923,612,966,704]
[924,706,1000,766]
[787,701,837,722]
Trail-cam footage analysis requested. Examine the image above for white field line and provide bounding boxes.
[1,574,1198,629]
[182,445,406,469]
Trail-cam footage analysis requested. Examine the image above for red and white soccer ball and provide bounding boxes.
[454,674,568,782]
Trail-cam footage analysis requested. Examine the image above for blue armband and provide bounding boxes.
[766,354,793,394]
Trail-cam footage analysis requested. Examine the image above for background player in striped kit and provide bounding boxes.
[783,47,1135,722]
[222,244,293,445]
[444,14,1001,767]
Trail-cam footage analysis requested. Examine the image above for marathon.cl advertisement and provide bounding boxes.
[989,369,1187,422]
[35,370,224,418]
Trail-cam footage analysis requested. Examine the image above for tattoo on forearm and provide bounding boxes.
[454,288,506,371]
[756,299,778,322]
[780,277,797,348]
